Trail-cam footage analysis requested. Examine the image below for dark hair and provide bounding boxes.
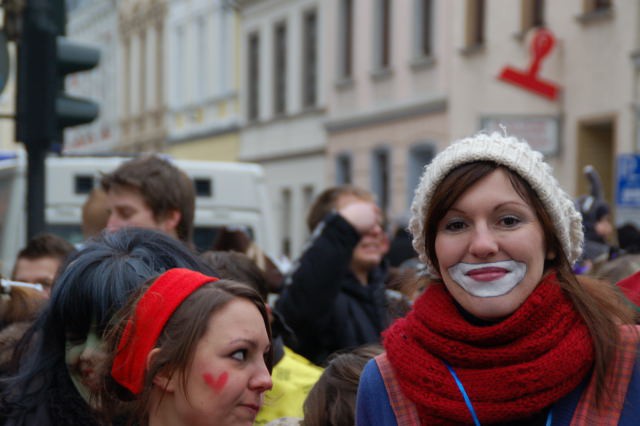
[0,228,212,420]
[306,185,374,231]
[12,233,76,266]
[303,344,383,426]
[101,155,195,243]
[199,250,269,301]
[424,162,636,406]
[103,278,272,424]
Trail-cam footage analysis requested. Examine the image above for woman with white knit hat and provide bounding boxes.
[356,132,640,425]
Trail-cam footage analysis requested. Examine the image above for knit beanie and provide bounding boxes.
[408,132,584,267]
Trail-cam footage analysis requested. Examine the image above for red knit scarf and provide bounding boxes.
[384,272,594,425]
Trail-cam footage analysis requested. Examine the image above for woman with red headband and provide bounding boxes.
[356,133,640,425]
[102,268,273,426]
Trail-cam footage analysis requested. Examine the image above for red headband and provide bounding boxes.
[111,268,218,395]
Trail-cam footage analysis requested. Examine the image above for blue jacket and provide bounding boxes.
[356,354,640,425]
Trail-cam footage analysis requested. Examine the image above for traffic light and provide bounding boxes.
[16,0,101,239]
[16,0,100,150]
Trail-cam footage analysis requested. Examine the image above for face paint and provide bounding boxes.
[448,260,527,298]
[203,371,228,393]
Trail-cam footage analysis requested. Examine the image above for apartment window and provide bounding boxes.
[371,148,390,214]
[175,26,185,106]
[336,154,352,184]
[374,0,392,69]
[247,32,260,121]
[273,22,287,116]
[338,0,353,79]
[302,10,318,108]
[139,31,146,112]
[465,0,485,48]
[407,144,435,207]
[123,39,131,115]
[196,17,207,100]
[586,0,612,12]
[302,185,315,238]
[281,188,292,258]
[521,0,544,32]
[414,0,433,58]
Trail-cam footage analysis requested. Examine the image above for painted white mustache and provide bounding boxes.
[448,260,527,298]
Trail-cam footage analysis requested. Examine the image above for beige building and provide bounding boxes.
[324,0,640,229]
[164,0,242,162]
[324,0,452,224]
[239,0,327,258]
[118,0,168,152]
[449,0,639,226]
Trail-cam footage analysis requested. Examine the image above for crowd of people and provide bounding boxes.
[0,133,638,425]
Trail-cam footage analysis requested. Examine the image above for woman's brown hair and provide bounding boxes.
[422,161,636,407]
[303,344,383,426]
[101,278,273,424]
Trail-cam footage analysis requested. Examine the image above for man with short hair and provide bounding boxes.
[12,233,76,296]
[100,155,195,244]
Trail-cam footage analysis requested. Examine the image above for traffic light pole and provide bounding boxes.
[16,0,100,238]
[26,144,45,239]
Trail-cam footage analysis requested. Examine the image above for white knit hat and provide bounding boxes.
[408,132,584,267]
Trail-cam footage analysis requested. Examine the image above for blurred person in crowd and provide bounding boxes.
[574,165,620,274]
[81,187,110,240]
[11,233,76,297]
[101,269,272,426]
[200,250,323,424]
[357,133,639,425]
[301,344,382,426]
[0,228,213,425]
[276,185,389,366]
[101,155,195,245]
[386,214,417,268]
[618,222,640,254]
[210,226,284,294]
[0,286,47,377]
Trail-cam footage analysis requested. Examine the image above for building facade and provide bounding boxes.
[238,0,327,258]
[117,0,168,152]
[164,0,242,161]
[64,0,120,153]
[324,0,451,228]
[448,0,639,227]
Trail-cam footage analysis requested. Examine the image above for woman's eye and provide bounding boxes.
[444,220,466,232]
[231,349,248,361]
[500,215,521,227]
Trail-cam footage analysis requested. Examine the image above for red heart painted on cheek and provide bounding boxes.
[203,372,228,392]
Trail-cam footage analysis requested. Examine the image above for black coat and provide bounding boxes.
[275,213,389,365]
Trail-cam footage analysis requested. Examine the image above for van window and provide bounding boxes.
[46,224,85,246]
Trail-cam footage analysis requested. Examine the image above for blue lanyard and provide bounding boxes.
[443,361,553,426]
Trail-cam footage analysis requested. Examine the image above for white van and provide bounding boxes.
[0,150,277,277]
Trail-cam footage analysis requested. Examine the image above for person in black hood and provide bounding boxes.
[275,185,389,366]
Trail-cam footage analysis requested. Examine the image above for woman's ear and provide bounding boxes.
[546,249,557,260]
[148,348,176,393]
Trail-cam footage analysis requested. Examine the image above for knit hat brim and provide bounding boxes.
[408,132,584,268]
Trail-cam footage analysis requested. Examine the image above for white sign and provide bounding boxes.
[480,116,560,155]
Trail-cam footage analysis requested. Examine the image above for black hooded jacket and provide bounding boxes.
[275,212,388,366]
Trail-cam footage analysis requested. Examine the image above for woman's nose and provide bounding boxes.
[79,333,104,361]
[106,214,122,232]
[249,362,273,392]
[468,225,498,258]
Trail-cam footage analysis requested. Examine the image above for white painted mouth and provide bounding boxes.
[448,260,527,298]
